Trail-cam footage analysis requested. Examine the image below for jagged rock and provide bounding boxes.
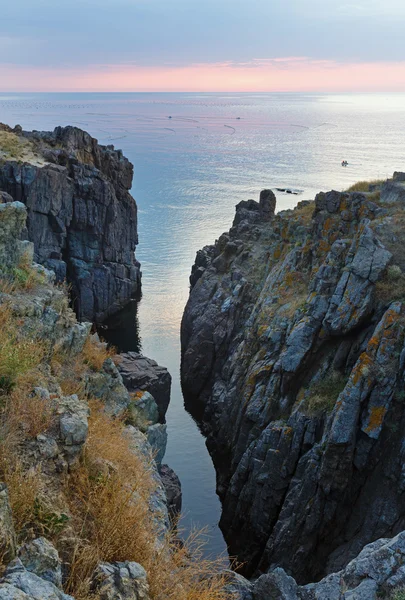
[254,568,298,600]
[118,353,171,422]
[0,202,32,270]
[250,531,405,599]
[92,561,149,600]
[0,484,16,563]
[380,172,405,204]
[181,181,405,582]
[127,391,159,429]
[145,424,167,467]
[0,557,73,599]
[0,202,91,357]
[159,464,182,521]
[86,358,130,416]
[0,125,141,322]
[124,426,170,540]
[17,538,62,589]
[57,394,89,463]
[223,571,253,600]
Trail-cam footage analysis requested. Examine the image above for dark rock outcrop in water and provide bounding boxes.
[118,352,172,422]
[181,179,405,584]
[0,123,140,322]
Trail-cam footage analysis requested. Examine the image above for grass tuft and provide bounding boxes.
[0,252,45,294]
[0,305,45,393]
[65,401,229,600]
[305,372,347,415]
[345,179,384,193]
[81,336,118,372]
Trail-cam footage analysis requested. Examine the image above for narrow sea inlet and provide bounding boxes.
[1,91,405,557]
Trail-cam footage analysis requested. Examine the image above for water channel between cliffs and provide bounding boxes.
[1,91,401,558]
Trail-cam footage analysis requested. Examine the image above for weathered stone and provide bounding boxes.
[159,464,182,521]
[91,561,150,600]
[145,424,167,467]
[0,124,141,323]
[127,391,159,429]
[181,177,405,582]
[86,358,130,417]
[57,395,89,462]
[254,568,298,600]
[118,353,171,421]
[17,538,62,589]
[1,558,73,599]
[223,571,253,600]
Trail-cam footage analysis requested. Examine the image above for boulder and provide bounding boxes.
[118,353,171,422]
[0,556,73,600]
[159,464,182,521]
[17,538,62,589]
[91,561,150,600]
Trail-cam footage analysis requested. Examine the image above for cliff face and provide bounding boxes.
[181,177,405,583]
[0,124,140,322]
[0,201,179,599]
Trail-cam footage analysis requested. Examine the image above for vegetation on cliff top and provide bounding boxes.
[0,231,228,599]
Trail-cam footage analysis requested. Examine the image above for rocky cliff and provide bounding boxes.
[181,175,405,585]
[0,123,141,322]
[0,202,227,600]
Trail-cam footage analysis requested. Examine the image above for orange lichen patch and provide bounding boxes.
[130,390,144,401]
[283,426,293,438]
[352,353,374,386]
[339,196,348,212]
[365,406,387,433]
[367,335,380,351]
[322,217,334,233]
[318,239,330,254]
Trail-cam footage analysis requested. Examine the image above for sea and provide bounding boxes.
[1,92,404,558]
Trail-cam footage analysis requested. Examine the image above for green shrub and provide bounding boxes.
[0,305,45,392]
[390,588,405,600]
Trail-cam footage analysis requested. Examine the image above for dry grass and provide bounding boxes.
[0,130,46,166]
[293,201,315,223]
[375,267,405,305]
[0,131,29,160]
[345,179,384,193]
[81,336,118,372]
[4,375,55,438]
[0,437,43,536]
[50,350,87,396]
[0,290,228,600]
[65,401,229,600]
[0,252,45,294]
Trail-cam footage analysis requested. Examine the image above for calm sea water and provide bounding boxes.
[1,92,404,557]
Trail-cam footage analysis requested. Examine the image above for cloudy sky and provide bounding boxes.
[1,0,405,91]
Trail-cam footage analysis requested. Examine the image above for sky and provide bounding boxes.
[1,0,405,92]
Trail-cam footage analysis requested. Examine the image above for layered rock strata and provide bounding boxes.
[181,180,405,583]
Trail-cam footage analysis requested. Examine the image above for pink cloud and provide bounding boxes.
[0,58,405,91]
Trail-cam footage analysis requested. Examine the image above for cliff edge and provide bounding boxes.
[181,176,405,585]
[0,123,141,323]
